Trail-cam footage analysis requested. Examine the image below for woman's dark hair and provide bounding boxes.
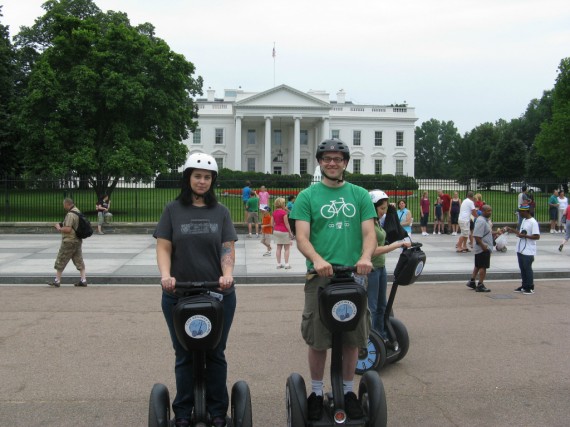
[398,199,407,207]
[177,168,218,207]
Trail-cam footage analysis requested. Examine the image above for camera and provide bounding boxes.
[520,230,527,235]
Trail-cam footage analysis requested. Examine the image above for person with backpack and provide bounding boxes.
[48,198,88,287]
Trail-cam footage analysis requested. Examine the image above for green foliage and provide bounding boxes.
[13,0,202,197]
[414,119,461,178]
[0,6,18,175]
[536,57,570,178]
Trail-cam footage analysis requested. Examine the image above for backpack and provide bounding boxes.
[69,210,93,239]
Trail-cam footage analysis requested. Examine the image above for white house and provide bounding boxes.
[185,84,417,176]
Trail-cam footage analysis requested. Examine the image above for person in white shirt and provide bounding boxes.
[557,190,568,233]
[456,191,478,253]
[505,205,541,295]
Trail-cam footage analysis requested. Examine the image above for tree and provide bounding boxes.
[0,6,18,175]
[414,119,461,178]
[14,0,203,197]
[487,119,526,180]
[536,57,570,178]
[449,122,496,180]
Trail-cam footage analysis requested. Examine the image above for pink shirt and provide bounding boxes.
[258,191,269,206]
[272,209,288,232]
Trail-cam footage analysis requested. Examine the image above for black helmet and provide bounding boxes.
[316,138,350,161]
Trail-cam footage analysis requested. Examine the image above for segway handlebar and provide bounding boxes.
[175,281,234,290]
[307,265,358,275]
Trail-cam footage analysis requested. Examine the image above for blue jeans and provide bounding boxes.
[367,267,388,339]
[161,290,237,419]
[516,252,534,290]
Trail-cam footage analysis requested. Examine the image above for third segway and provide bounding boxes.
[356,243,426,374]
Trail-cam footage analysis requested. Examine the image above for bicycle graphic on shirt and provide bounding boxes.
[320,197,356,219]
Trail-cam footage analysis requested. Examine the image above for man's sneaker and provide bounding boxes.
[263,251,272,256]
[174,418,190,427]
[514,286,524,293]
[523,288,535,295]
[559,244,564,252]
[550,229,555,234]
[48,280,60,288]
[211,415,227,427]
[466,280,476,290]
[475,284,491,293]
[344,392,364,419]
[307,392,323,420]
[74,280,87,287]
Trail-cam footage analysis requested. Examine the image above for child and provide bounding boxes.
[245,190,260,238]
[434,196,443,234]
[260,206,273,256]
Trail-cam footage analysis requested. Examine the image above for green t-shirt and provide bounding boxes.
[371,222,387,268]
[549,195,559,206]
[246,196,259,212]
[290,182,377,270]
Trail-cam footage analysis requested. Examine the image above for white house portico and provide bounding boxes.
[186,84,418,176]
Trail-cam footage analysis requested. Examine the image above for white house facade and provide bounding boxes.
[185,84,418,176]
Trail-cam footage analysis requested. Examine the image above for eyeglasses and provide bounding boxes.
[320,156,345,164]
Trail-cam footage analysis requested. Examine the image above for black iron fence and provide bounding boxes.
[2,176,567,224]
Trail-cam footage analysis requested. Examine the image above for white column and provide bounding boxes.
[234,116,242,170]
[264,116,272,173]
[321,117,330,141]
[293,116,301,175]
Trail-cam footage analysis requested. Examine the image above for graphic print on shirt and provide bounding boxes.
[181,220,219,235]
[320,197,356,230]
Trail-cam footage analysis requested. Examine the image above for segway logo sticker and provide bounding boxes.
[415,261,424,277]
[185,315,212,339]
[332,300,357,322]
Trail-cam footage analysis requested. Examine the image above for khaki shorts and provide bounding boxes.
[54,240,85,272]
[459,219,471,237]
[247,212,259,224]
[301,275,370,351]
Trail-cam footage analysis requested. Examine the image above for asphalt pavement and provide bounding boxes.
[1,232,569,426]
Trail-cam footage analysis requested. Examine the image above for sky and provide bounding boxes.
[2,0,569,134]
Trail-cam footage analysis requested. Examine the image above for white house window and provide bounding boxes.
[247,158,255,172]
[352,159,361,174]
[215,128,224,145]
[375,159,383,175]
[396,159,404,175]
[273,129,282,145]
[374,131,382,147]
[247,129,256,145]
[300,130,308,145]
[215,157,224,169]
[353,130,361,146]
[331,129,340,139]
[396,131,404,147]
[192,128,201,144]
[273,166,282,175]
[300,158,308,175]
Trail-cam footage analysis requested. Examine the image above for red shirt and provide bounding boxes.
[441,194,451,212]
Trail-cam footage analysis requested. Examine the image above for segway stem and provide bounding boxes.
[330,333,345,412]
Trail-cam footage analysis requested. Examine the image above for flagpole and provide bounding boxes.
[272,42,276,87]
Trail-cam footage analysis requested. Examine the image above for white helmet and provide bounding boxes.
[183,152,218,173]
[369,189,389,205]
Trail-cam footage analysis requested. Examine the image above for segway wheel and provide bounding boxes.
[356,330,387,375]
[389,317,409,362]
[286,373,308,427]
[231,380,253,427]
[358,371,387,427]
[148,383,170,427]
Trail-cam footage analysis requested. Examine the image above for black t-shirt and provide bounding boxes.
[153,200,238,294]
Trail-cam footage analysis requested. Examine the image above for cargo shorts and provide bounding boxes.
[301,274,370,351]
[54,240,85,272]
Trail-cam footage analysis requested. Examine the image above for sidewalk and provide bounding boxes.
[0,232,568,285]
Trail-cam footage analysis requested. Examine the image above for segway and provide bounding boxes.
[356,243,426,374]
[286,266,387,427]
[149,281,253,427]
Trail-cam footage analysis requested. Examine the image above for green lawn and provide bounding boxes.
[1,187,552,224]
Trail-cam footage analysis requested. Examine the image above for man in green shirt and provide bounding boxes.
[245,190,260,237]
[290,139,376,421]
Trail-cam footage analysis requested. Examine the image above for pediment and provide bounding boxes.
[236,84,331,109]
